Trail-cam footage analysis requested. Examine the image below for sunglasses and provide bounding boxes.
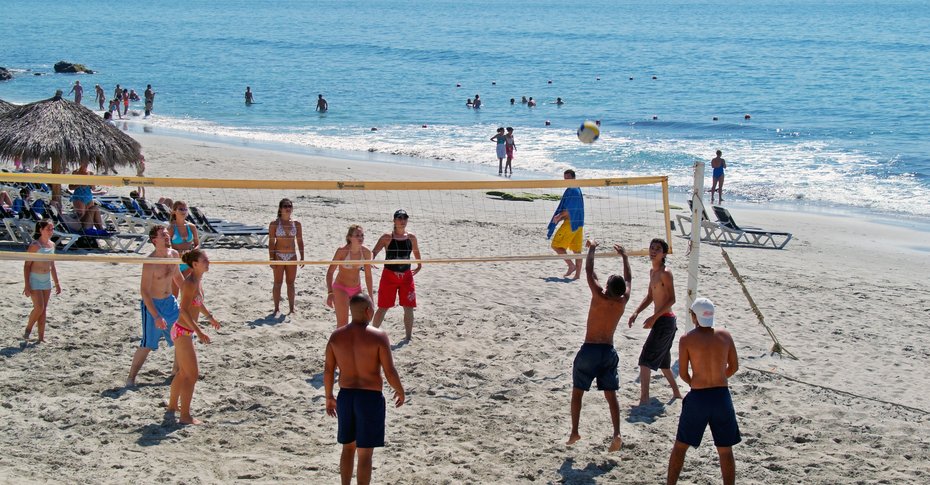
[177,208,189,212]
[281,205,293,209]
[353,234,365,238]
[395,215,409,220]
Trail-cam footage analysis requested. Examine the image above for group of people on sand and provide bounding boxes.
[20,166,738,483]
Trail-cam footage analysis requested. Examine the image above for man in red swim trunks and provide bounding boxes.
[371,209,421,340]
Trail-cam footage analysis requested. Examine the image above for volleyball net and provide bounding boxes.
[0,172,672,265]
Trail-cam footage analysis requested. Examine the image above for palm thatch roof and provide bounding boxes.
[0,91,141,172]
[0,98,15,115]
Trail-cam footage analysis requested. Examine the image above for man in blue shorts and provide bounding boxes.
[566,240,631,452]
[667,297,741,485]
[325,294,405,485]
[126,225,184,387]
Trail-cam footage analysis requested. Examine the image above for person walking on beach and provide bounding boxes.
[167,249,220,425]
[23,220,60,343]
[710,150,726,204]
[667,297,741,485]
[326,224,374,327]
[68,81,83,104]
[316,94,328,112]
[122,89,130,116]
[127,225,183,387]
[95,84,105,110]
[566,240,632,452]
[371,209,421,341]
[325,294,405,485]
[144,84,155,117]
[491,127,506,175]
[547,169,584,279]
[245,86,254,105]
[504,127,516,176]
[268,198,305,315]
[628,238,683,405]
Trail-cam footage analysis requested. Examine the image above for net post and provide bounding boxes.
[686,162,706,311]
[661,176,673,253]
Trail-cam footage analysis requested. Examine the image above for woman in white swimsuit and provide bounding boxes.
[325,224,373,327]
[268,198,304,314]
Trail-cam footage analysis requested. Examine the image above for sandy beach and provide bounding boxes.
[1,133,929,484]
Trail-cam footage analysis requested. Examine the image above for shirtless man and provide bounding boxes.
[69,81,83,104]
[127,225,184,387]
[566,240,631,452]
[667,298,741,485]
[325,294,405,485]
[316,94,328,112]
[628,238,683,405]
[710,150,726,204]
[95,84,105,110]
[144,84,155,117]
[245,86,254,105]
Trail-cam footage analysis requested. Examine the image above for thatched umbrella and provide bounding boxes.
[0,90,141,201]
[0,98,15,115]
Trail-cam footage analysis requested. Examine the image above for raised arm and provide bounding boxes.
[585,240,602,295]
[615,244,632,301]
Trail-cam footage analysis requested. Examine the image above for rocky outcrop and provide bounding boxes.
[0,67,12,81]
[53,61,94,74]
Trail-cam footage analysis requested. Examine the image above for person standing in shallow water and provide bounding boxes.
[566,240,632,452]
[710,150,727,204]
[69,81,83,104]
[95,84,105,110]
[490,127,506,175]
[245,86,254,105]
[316,94,328,112]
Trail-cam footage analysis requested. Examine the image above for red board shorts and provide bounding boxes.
[377,269,416,309]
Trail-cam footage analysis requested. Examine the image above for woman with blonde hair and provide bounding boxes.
[169,200,199,295]
[167,249,220,425]
[23,220,61,343]
[325,224,373,326]
[268,198,304,314]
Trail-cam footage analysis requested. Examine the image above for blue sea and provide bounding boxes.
[2,0,929,219]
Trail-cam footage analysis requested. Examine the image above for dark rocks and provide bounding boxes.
[54,61,94,74]
[0,67,11,81]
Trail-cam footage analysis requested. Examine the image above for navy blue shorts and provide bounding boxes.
[638,314,677,370]
[676,387,742,448]
[572,343,619,391]
[337,388,386,448]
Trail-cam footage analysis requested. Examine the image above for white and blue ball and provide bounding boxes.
[577,120,600,144]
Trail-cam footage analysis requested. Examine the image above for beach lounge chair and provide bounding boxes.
[189,206,267,247]
[711,205,793,249]
[675,199,738,245]
[46,206,146,252]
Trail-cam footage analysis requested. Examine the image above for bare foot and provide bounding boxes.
[566,433,581,446]
[36,338,45,344]
[563,262,575,278]
[638,398,649,407]
[608,436,622,452]
[288,307,295,315]
[125,379,136,388]
[179,415,203,425]
[572,271,581,280]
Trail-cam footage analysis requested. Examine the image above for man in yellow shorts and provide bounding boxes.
[547,169,585,279]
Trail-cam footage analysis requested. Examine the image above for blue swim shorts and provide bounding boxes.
[676,386,742,448]
[572,343,620,391]
[337,388,386,448]
[140,296,179,350]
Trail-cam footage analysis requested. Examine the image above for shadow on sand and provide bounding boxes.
[136,412,180,446]
[247,313,288,328]
[557,457,616,484]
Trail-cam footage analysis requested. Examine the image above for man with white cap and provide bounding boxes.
[666,297,741,485]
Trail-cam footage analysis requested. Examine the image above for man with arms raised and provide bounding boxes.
[325,294,405,485]
[566,240,631,452]
[628,238,683,405]
[127,225,184,387]
[667,297,741,485]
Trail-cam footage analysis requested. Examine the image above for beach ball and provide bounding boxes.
[577,120,600,144]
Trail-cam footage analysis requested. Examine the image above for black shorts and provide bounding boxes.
[638,314,677,370]
[337,388,386,448]
[676,387,742,448]
[572,343,619,391]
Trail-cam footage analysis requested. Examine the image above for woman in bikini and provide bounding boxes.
[169,200,200,296]
[268,198,304,314]
[325,224,373,327]
[23,220,61,343]
[167,249,220,425]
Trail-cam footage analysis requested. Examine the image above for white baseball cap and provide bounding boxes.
[690,297,715,327]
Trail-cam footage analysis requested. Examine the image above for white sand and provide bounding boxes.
[1,133,929,484]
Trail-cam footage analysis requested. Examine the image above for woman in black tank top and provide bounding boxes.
[371,209,422,340]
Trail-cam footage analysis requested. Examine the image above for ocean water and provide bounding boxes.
[2,0,929,219]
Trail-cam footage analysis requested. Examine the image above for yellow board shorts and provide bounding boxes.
[551,220,584,253]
